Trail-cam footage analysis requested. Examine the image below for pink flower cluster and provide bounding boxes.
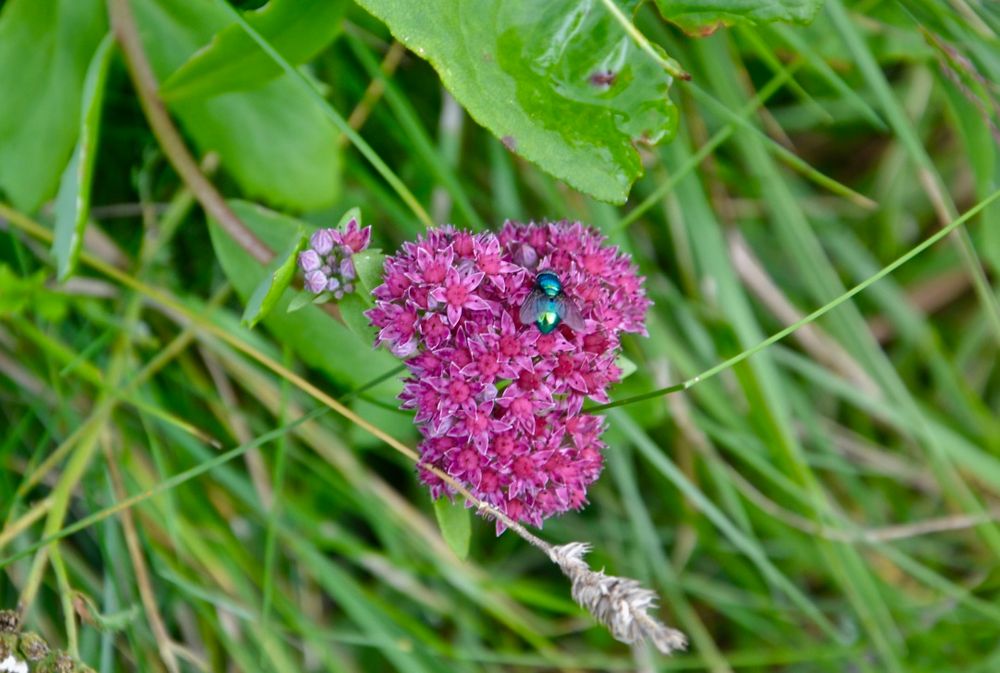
[298,217,372,299]
[367,221,650,531]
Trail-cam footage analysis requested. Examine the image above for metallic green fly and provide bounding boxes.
[519,271,586,334]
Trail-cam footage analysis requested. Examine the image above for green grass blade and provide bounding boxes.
[53,33,115,281]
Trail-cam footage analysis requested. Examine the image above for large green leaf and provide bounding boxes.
[160,0,347,102]
[652,0,823,35]
[132,0,341,211]
[0,0,106,212]
[354,0,679,204]
[53,34,116,282]
[208,200,399,389]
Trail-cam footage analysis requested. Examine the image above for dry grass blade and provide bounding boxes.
[105,440,180,673]
[728,230,880,397]
[547,543,688,655]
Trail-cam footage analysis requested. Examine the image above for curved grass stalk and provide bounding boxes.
[619,13,878,211]
[590,184,1000,412]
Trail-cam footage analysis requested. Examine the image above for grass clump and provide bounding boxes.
[2,0,1000,670]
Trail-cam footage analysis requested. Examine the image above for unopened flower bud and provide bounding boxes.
[310,228,336,255]
[19,633,49,661]
[298,249,321,272]
[304,269,329,294]
[339,257,355,281]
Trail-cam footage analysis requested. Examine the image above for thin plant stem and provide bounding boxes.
[105,0,346,325]
[0,498,51,553]
[209,0,434,228]
[14,285,233,497]
[590,184,1000,412]
[18,418,104,615]
[0,409,329,569]
[598,0,690,81]
[827,0,1000,343]
[49,542,78,656]
[105,440,181,673]
[261,346,293,626]
[614,58,803,232]
[686,82,878,209]
[0,359,425,571]
[340,41,407,147]
[106,0,272,265]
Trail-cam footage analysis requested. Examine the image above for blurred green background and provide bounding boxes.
[2,0,1000,670]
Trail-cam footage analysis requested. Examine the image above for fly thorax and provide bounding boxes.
[536,272,562,298]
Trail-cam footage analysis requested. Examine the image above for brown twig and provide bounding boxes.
[107,0,345,323]
[820,420,938,493]
[730,460,1000,544]
[107,0,272,266]
[668,384,999,544]
[659,357,991,546]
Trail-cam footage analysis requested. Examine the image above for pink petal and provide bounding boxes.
[464,295,491,312]
[463,271,485,290]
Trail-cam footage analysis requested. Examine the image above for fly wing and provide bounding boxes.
[519,288,548,325]
[554,295,587,331]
